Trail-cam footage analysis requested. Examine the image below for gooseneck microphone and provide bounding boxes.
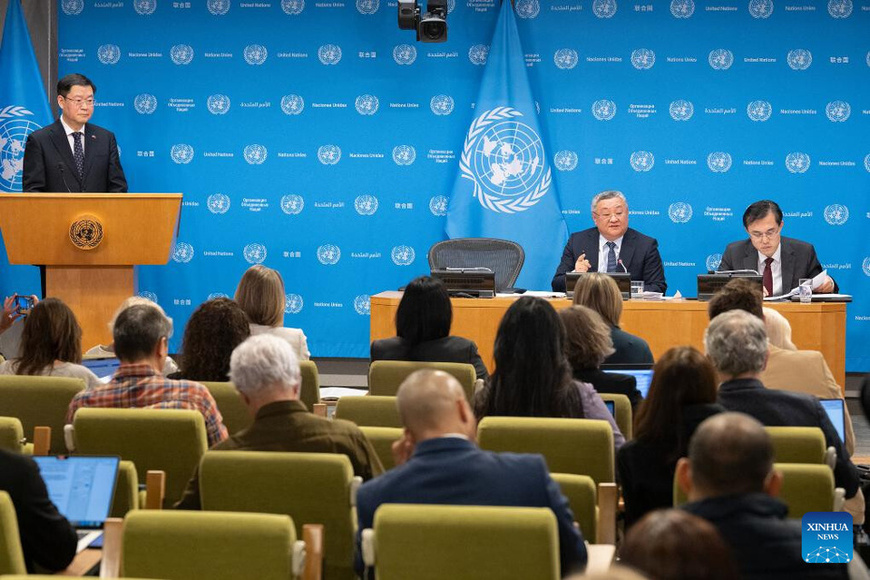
[617,259,629,274]
[57,163,73,193]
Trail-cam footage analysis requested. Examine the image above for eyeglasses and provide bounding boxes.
[593,211,625,220]
[748,228,780,240]
[63,97,95,108]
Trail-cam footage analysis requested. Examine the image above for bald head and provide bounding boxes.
[396,370,475,441]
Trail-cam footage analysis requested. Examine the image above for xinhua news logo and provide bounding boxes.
[802,512,852,564]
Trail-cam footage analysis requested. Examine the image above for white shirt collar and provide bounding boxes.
[598,233,624,253]
[59,115,85,137]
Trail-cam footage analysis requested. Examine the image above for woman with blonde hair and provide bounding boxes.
[235,265,310,360]
[762,307,796,350]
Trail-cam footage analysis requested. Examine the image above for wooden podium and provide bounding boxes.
[0,193,182,350]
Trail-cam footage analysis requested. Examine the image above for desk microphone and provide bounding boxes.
[57,163,73,193]
[617,259,629,274]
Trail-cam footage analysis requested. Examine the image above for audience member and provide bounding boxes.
[370,276,488,379]
[572,273,653,366]
[0,294,37,335]
[355,370,587,577]
[176,334,382,509]
[620,508,738,580]
[169,298,250,382]
[559,305,641,408]
[67,304,228,446]
[705,310,863,523]
[678,412,849,579]
[0,448,77,572]
[85,295,179,376]
[763,307,797,350]
[235,265,309,360]
[617,346,724,528]
[0,298,100,389]
[474,296,624,450]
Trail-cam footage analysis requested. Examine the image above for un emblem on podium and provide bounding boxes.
[69,215,104,250]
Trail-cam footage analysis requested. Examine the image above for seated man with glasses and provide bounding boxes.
[23,73,127,194]
[718,200,836,296]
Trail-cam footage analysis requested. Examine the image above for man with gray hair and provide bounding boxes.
[705,310,861,518]
[355,370,587,577]
[552,190,666,293]
[176,334,382,509]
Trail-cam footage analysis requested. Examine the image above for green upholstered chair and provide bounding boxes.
[551,473,597,542]
[361,504,560,580]
[200,381,252,435]
[0,492,26,576]
[299,361,322,411]
[777,463,843,519]
[0,418,24,454]
[598,393,632,441]
[199,450,360,580]
[109,460,140,518]
[765,426,835,468]
[71,408,208,508]
[358,426,403,471]
[0,375,84,455]
[334,396,401,428]
[368,361,476,400]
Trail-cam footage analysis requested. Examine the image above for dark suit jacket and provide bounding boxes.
[718,236,837,293]
[552,227,667,293]
[370,335,489,380]
[23,119,127,193]
[603,326,654,366]
[355,437,587,577]
[573,368,641,409]
[718,378,859,497]
[0,449,77,572]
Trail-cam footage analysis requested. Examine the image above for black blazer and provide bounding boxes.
[0,449,77,572]
[718,236,838,293]
[370,335,489,380]
[551,227,667,293]
[603,326,654,367]
[23,119,127,193]
[573,368,642,409]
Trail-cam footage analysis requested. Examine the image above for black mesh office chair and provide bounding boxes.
[428,238,525,293]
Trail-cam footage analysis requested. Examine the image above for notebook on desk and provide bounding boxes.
[820,399,846,444]
[32,455,120,553]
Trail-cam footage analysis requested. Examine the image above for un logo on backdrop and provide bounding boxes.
[353,295,371,316]
[281,95,305,116]
[207,293,230,301]
[285,294,304,314]
[708,49,734,70]
[516,0,540,18]
[393,145,416,166]
[170,44,194,65]
[355,95,379,116]
[592,100,617,121]
[631,49,655,70]
[171,242,195,263]
[244,45,268,65]
[391,246,416,266]
[243,145,268,165]
[207,193,231,214]
[630,151,655,172]
[134,0,157,15]
[554,49,579,70]
[281,195,304,215]
[469,45,490,66]
[865,153,870,173]
[825,101,850,122]
[207,94,231,115]
[356,0,379,14]
[317,244,341,265]
[208,0,230,15]
[138,291,158,303]
[828,0,852,17]
[863,258,870,277]
[824,204,849,225]
[62,0,84,15]
[354,195,379,216]
[787,49,812,70]
[707,152,732,173]
[243,243,267,264]
[747,100,772,122]
[785,152,810,173]
[429,196,448,216]
[669,100,694,121]
[97,44,121,65]
[318,145,341,165]
[318,44,342,65]
[668,202,693,223]
[592,0,617,18]
[670,0,694,17]
[431,95,455,116]
[170,144,194,164]
[134,94,157,115]
[706,253,723,271]
[748,0,773,18]
[282,0,305,14]
[554,151,578,172]
[393,44,417,65]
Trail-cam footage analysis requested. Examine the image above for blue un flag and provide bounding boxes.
[445,0,568,290]
[0,0,52,296]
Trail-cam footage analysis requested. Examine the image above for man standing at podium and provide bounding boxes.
[22,73,127,193]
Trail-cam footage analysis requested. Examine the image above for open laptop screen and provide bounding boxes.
[32,456,119,529]
[601,368,654,399]
[81,357,121,379]
[820,399,846,444]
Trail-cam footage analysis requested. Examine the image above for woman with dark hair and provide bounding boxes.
[474,296,623,448]
[371,276,488,379]
[169,298,251,382]
[0,298,100,388]
[617,346,724,528]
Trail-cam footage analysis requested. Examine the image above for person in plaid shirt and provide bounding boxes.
[67,304,227,446]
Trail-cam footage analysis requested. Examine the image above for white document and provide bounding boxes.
[764,269,828,301]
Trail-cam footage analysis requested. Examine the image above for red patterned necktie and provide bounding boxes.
[763,257,774,296]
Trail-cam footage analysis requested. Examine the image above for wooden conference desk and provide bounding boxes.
[370,292,847,388]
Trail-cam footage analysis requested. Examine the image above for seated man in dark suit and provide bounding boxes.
[355,370,586,577]
[678,412,849,579]
[704,309,863,523]
[552,190,666,293]
[718,200,836,296]
[0,449,77,572]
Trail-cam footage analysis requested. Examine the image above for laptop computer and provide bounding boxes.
[32,455,120,553]
[81,357,121,379]
[819,399,846,444]
[600,364,654,399]
[603,400,616,417]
